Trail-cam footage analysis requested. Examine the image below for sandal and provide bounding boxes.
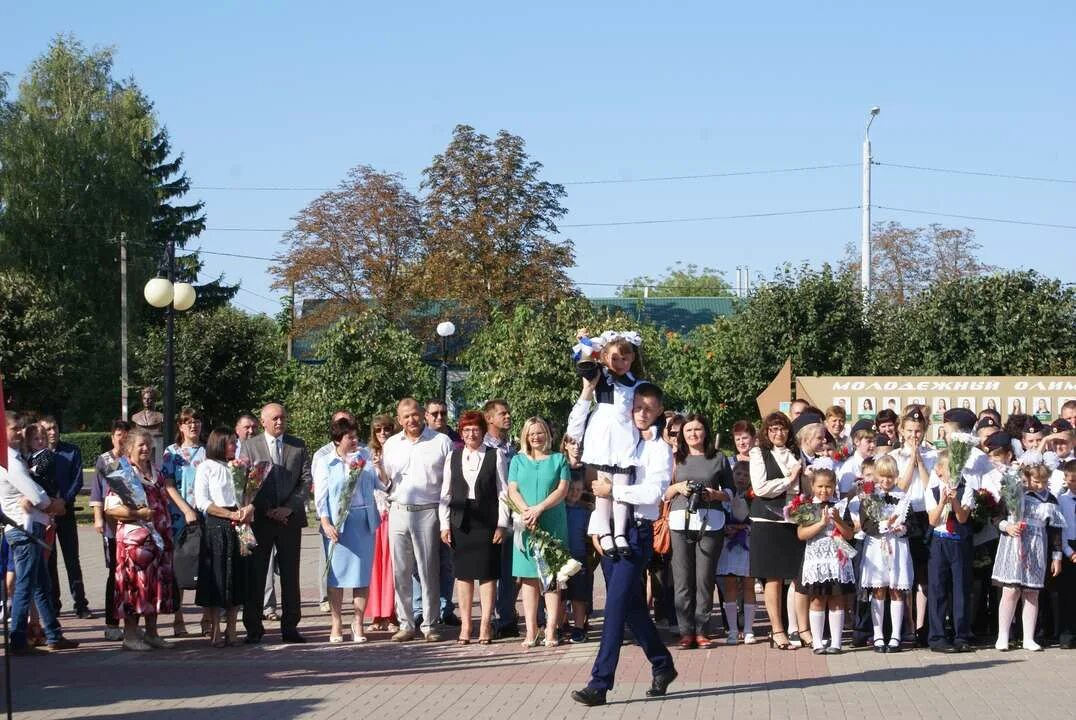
[211,633,227,649]
[521,638,537,648]
[263,611,280,622]
[769,631,791,650]
[797,630,814,648]
[172,621,190,638]
[457,638,471,645]
[478,637,493,645]
[201,617,213,637]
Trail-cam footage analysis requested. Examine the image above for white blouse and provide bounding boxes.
[194,460,239,511]
[748,445,799,498]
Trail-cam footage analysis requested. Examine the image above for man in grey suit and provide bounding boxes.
[241,403,312,643]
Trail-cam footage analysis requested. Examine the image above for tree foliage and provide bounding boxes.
[285,311,437,444]
[272,166,424,330]
[617,262,732,298]
[421,125,577,322]
[842,221,994,305]
[0,269,90,414]
[135,306,281,430]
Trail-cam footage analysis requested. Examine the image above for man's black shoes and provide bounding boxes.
[571,687,607,707]
[646,668,678,697]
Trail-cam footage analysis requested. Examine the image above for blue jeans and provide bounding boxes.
[412,539,455,619]
[7,524,63,648]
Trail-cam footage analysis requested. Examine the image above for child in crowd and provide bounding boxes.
[925,446,976,652]
[992,453,1065,651]
[564,478,593,642]
[797,465,856,654]
[572,329,644,557]
[838,422,876,500]
[1057,459,1076,649]
[858,456,911,652]
[890,408,935,645]
[717,463,756,645]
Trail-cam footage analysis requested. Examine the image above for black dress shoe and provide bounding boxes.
[76,608,95,620]
[954,641,973,653]
[281,632,307,644]
[441,613,462,627]
[646,669,678,697]
[571,687,607,707]
[413,614,424,629]
[930,643,957,654]
[244,633,263,645]
[495,624,520,639]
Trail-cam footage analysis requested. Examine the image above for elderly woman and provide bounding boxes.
[315,417,385,643]
[194,428,253,647]
[731,420,757,467]
[664,414,731,649]
[365,415,398,631]
[748,412,804,650]
[104,429,176,651]
[509,417,569,648]
[440,411,508,645]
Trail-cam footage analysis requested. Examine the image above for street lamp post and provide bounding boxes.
[143,238,197,446]
[436,320,456,404]
[861,106,880,298]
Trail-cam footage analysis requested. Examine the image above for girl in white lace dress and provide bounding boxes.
[796,467,856,654]
[992,457,1066,651]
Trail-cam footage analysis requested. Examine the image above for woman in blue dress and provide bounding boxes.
[315,417,386,643]
[161,407,204,637]
[509,417,569,648]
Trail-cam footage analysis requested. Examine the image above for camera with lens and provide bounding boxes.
[685,479,708,513]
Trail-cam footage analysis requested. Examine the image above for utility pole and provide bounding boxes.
[862,107,880,298]
[120,232,129,419]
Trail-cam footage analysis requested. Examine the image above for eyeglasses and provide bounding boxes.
[374,427,392,434]
[666,431,680,437]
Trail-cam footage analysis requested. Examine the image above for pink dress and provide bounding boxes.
[365,507,395,620]
[109,469,175,619]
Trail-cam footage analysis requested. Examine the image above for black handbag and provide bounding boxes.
[173,523,202,590]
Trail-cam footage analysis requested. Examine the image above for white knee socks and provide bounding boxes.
[870,597,885,641]
[744,603,756,636]
[809,610,826,650]
[828,608,844,650]
[889,599,904,645]
[1022,591,1041,651]
[996,587,1019,649]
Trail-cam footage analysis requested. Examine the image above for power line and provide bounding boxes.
[876,161,1076,185]
[875,205,1076,231]
[562,206,858,228]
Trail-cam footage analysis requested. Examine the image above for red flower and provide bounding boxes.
[860,479,875,495]
[349,457,366,472]
[745,488,756,501]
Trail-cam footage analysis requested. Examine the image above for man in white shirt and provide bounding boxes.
[380,398,453,642]
[2,412,78,654]
[568,383,676,706]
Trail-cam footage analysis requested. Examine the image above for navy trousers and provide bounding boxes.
[928,536,972,646]
[588,521,674,692]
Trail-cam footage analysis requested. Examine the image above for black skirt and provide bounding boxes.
[196,513,248,609]
[749,521,805,581]
[451,501,501,583]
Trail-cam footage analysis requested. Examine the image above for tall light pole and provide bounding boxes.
[436,320,456,404]
[144,239,197,446]
[861,106,880,298]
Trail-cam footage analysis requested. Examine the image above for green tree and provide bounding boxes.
[286,311,437,444]
[617,262,732,298]
[421,125,577,322]
[868,271,1076,376]
[669,264,870,432]
[135,306,281,430]
[0,269,90,415]
[461,298,671,436]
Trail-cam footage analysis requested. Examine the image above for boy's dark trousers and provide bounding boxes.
[1057,558,1076,648]
[928,535,973,647]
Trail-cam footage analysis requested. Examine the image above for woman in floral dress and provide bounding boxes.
[105,429,176,651]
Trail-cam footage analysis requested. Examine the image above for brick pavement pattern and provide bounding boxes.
[9,527,1073,719]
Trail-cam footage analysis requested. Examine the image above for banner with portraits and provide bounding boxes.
[793,376,1076,447]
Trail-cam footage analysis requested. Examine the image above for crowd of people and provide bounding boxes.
[2,330,1076,705]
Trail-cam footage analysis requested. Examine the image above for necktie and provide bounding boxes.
[272,437,282,464]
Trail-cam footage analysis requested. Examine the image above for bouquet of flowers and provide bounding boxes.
[830,446,851,464]
[784,493,820,526]
[324,455,367,577]
[998,469,1026,530]
[503,495,583,591]
[970,489,999,532]
[229,458,272,555]
[940,431,976,523]
[106,458,164,550]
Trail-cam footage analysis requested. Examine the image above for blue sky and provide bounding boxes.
[4,2,1074,316]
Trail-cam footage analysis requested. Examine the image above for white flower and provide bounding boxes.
[557,558,583,582]
[1018,450,1045,468]
[947,432,979,446]
[1043,451,1060,471]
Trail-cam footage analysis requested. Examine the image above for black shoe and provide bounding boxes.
[75,608,95,620]
[244,633,264,645]
[915,628,929,648]
[646,669,678,697]
[954,641,973,653]
[281,632,307,644]
[441,613,462,627]
[571,687,607,707]
[413,614,424,629]
[930,643,957,654]
[873,640,886,653]
[495,623,520,639]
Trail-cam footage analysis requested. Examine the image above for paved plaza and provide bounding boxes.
[10,526,1072,719]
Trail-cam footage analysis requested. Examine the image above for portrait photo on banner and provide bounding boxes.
[932,397,950,420]
[957,396,976,413]
[983,396,1001,414]
[1008,397,1026,416]
[858,397,876,419]
[1033,397,1052,421]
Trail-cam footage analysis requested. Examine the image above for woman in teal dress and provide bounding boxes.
[508,417,569,648]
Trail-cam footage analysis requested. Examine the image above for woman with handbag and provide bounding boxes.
[194,428,253,647]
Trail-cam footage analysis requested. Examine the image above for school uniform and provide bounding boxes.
[1057,488,1076,647]
[924,478,976,650]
